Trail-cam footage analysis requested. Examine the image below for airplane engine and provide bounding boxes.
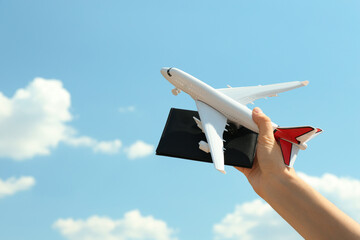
[172,88,181,96]
[198,140,210,153]
[226,122,238,136]
[193,116,204,133]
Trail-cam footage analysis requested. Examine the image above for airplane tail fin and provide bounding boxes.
[274,126,322,167]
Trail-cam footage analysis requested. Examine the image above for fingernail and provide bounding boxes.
[253,107,262,114]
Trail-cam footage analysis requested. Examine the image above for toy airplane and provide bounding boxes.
[160,67,322,174]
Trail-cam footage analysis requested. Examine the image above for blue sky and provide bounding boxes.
[0,1,359,239]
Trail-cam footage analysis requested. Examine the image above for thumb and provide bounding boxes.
[252,107,275,145]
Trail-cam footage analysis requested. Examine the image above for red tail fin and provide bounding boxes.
[274,126,322,167]
[278,139,293,166]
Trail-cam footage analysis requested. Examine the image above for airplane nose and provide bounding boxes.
[160,67,172,78]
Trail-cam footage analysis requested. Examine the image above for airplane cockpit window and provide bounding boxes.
[167,68,172,77]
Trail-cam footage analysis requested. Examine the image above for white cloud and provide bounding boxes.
[0,78,150,160]
[0,176,36,198]
[64,135,122,155]
[214,172,360,240]
[0,78,71,160]
[213,199,299,240]
[118,106,135,113]
[93,140,122,154]
[125,141,154,159]
[63,136,96,148]
[53,210,178,240]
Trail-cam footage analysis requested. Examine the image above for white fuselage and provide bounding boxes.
[161,68,278,133]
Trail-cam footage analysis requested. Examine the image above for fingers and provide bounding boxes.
[252,107,275,145]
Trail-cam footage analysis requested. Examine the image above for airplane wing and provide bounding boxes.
[218,81,309,105]
[195,100,227,174]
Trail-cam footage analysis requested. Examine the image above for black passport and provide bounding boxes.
[156,108,258,168]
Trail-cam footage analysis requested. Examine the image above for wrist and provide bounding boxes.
[256,168,298,200]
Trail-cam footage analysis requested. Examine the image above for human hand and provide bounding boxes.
[235,107,295,196]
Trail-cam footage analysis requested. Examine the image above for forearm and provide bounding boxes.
[258,170,360,240]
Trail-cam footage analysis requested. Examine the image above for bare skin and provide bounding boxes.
[236,107,360,240]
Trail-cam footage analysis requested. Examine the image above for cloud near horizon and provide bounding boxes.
[0,176,36,198]
[214,172,360,240]
[63,134,123,155]
[53,210,178,240]
[0,78,153,160]
[124,140,155,159]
